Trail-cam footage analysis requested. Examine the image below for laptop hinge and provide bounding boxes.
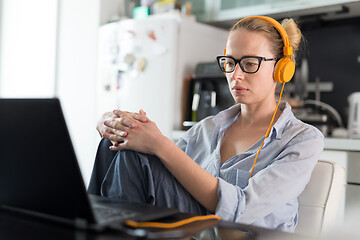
[74,218,89,229]
[1,205,89,229]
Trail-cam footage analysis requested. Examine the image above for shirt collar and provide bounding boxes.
[215,104,242,128]
[211,104,242,152]
[271,101,294,139]
[214,101,294,142]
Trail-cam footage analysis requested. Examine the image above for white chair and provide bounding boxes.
[295,160,346,236]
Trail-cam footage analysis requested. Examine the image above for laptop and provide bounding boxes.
[0,98,178,231]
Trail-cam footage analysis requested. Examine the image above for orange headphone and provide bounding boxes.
[224,16,296,177]
[225,16,295,83]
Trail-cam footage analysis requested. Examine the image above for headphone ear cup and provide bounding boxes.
[273,57,295,83]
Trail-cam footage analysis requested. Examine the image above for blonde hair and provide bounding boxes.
[230,18,302,63]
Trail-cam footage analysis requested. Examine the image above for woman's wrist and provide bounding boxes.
[154,136,177,162]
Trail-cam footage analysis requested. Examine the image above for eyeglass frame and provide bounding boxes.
[216,55,279,74]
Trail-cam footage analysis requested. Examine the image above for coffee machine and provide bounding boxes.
[183,62,234,129]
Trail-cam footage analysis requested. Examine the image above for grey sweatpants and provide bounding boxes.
[88,138,207,215]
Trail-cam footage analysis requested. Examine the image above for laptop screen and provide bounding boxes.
[0,99,96,224]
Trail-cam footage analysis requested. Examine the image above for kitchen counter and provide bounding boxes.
[324,138,360,151]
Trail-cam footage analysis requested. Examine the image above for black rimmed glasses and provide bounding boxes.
[216,56,278,74]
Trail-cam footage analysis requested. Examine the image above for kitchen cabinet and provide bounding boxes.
[321,139,360,226]
[187,0,360,28]
[184,0,213,22]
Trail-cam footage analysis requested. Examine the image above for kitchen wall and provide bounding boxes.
[299,16,360,126]
[56,0,100,185]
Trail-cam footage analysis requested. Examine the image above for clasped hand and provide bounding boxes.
[99,109,164,155]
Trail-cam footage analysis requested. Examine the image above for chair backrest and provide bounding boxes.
[295,160,346,236]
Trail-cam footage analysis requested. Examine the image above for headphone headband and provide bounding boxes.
[230,16,293,57]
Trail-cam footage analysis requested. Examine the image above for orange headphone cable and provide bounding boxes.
[249,82,286,178]
[125,214,221,229]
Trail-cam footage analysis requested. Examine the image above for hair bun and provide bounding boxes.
[281,19,302,52]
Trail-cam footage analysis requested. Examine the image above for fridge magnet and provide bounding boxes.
[124,53,135,65]
[148,30,156,41]
[136,57,147,72]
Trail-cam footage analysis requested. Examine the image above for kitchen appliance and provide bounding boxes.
[183,61,233,129]
[287,58,342,136]
[292,100,343,137]
[96,13,228,138]
[348,92,360,138]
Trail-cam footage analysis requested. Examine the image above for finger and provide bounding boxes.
[104,129,117,135]
[119,117,136,128]
[112,109,123,118]
[104,118,135,130]
[114,129,127,137]
[109,144,122,151]
[113,109,147,123]
[104,126,127,136]
[109,141,127,151]
[103,131,127,143]
[113,109,130,118]
[115,110,147,123]
[139,109,146,116]
[128,112,147,123]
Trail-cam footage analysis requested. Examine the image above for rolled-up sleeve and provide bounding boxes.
[215,126,324,229]
[176,137,187,152]
[215,178,246,221]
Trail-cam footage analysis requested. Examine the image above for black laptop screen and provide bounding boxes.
[0,99,95,223]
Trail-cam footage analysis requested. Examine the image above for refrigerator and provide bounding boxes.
[96,14,228,139]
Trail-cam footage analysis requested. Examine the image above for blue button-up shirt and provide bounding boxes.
[176,102,324,232]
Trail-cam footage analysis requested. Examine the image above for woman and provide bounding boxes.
[88,16,324,232]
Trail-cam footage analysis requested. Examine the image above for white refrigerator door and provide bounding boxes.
[115,18,179,137]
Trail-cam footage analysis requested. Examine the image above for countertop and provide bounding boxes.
[324,138,360,151]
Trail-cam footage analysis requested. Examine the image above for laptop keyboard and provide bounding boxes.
[93,205,140,223]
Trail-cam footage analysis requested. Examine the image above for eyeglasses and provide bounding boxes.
[216,56,278,74]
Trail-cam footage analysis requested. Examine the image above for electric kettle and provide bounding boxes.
[348,92,360,138]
